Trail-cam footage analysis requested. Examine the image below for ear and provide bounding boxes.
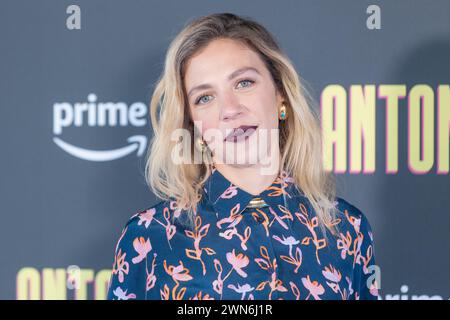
[275,88,285,106]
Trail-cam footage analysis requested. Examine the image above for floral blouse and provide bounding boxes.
[106,166,379,300]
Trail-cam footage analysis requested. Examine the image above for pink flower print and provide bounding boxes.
[289,281,301,300]
[138,208,155,228]
[160,284,170,300]
[185,215,215,275]
[166,225,176,242]
[164,260,194,282]
[268,207,289,230]
[353,216,361,233]
[266,184,288,198]
[217,204,251,250]
[226,250,249,278]
[212,280,223,296]
[255,271,288,300]
[344,209,361,233]
[277,204,294,223]
[279,246,303,273]
[296,203,327,265]
[163,260,194,300]
[212,259,224,297]
[273,235,299,257]
[170,200,182,218]
[345,276,354,297]
[369,279,380,297]
[132,236,151,264]
[220,228,237,240]
[254,246,287,299]
[146,253,157,291]
[322,264,342,283]
[220,184,238,200]
[274,235,302,274]
[254,246,276,273]
[355,233,364,262]
[112,286,136,300]
[219,227,251,251]
[213,184,238,204]
[112,248,129,283]
[161,207,176,249]
[302,275,325,300]
[337,231,352,260]
[338,230,362,268]
[322,264,345,298]
[227,283,255,300]
[268,272,288,295]
[217,203,243,230]
[358,243,373,274]
[150,207,175,249]
[265,171,293,199]
[190,291,215,300]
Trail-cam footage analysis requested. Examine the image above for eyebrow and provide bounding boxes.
[187,66,261,99]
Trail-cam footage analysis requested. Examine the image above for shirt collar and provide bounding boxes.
[203,165,304,220]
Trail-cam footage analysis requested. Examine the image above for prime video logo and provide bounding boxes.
[52,93,148,161]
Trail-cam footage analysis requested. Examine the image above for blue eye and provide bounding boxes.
[193,79,255,106]
[237,79,255,88]
[194,95,212,105]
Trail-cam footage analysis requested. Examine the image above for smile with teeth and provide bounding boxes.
[224,125,258,142]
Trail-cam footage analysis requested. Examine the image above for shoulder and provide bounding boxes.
[116,200,172,239]
[108,200,176,300]
[116,197,187,243]
[334,196,374,237]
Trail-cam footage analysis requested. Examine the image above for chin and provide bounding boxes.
[227,162,256,169]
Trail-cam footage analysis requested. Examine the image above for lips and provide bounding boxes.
[224,125,258,142]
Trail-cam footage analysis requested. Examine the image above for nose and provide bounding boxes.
[219,94,245,122]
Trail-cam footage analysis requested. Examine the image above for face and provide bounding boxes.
[184,38,283,168]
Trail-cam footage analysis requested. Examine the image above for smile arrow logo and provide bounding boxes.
[53,135,147,161]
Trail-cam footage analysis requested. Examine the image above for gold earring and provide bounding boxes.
[196,137,206,152]
[279,103,287,120]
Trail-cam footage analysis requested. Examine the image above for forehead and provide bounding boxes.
[183,38,267,85]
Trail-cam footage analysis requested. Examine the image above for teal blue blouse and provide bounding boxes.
[107,166,379,300]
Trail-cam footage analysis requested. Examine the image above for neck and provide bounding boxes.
[213,155,281,196]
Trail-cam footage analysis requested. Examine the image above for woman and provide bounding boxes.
[106,12,379,300]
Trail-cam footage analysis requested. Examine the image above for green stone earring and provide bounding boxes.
[279,103,287,120]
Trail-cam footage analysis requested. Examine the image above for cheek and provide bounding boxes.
[255,102,278,128]
[254,87,278,122]
[191,108,221,133]
[193,119,219,141]
[201,123,216,136]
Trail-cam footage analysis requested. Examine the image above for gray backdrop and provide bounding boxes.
[0,0,449,299]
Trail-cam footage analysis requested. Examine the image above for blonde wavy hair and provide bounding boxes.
[145,13,340,237]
